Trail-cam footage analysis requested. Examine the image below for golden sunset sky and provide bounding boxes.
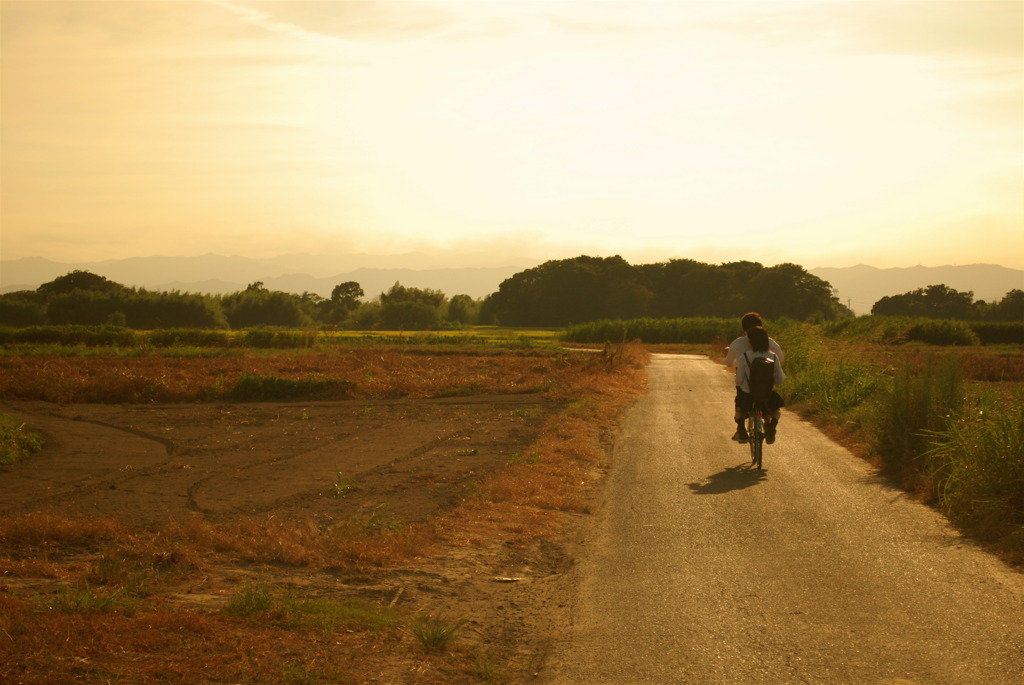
[2,0,1022,268]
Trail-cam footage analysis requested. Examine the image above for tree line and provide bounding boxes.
[0,270,481,331]
[871,284,1023,321]
[481,256,853,325]
[1,258,1020,330]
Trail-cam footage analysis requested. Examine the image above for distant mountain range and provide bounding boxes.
[2,255,1021,316]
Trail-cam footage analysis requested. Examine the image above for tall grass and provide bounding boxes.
[868,354,964,488]
[777,320,1022,561]
[562,317,737,344]
[921,389,1024,556]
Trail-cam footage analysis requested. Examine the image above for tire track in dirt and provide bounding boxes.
[0,403,177,517]
[1,395,554,528]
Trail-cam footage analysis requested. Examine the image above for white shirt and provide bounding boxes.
[724,335,784,386]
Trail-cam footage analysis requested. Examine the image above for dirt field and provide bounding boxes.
[0,390,614,682]
[0,397,556,529]
[0,343,652,683]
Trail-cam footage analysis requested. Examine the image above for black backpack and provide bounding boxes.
[745,351,776,403]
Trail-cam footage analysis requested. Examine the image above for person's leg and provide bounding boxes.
[766,392,784,443]
[733,388,751,442]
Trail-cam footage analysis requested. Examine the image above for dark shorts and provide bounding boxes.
[735,386,785,413]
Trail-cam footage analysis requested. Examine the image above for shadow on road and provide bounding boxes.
[687,463,766,495]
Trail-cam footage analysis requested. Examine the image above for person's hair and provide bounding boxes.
[746,326,770,353]
[740,312,763,332]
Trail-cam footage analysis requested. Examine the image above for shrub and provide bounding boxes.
[241,328,316,349]
[969,321,1024,345]
[0,325,140,347]
[0,413,42,464]
[907,320,980,346]
[148,329,232,347]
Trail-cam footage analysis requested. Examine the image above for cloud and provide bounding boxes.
[707,0,1022,59]
[210,0,458,44]
[832,0,1022,59]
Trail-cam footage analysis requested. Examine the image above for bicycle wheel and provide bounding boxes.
[746,414,757,464]
[751,417,763,470]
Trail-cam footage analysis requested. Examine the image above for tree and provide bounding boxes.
[445,294,478,325]
[489,256,848,326]
[315,281,366,325]
[987,289,1024,321]
[488,255,652,326]
[379,282,445,308]
[380,300,440,330]
[221,288,312,328]
[377,282,445,330]
[331,281,364,311]
[872,284,976,319]
[38,270,125,297]
[0,293,45,326]
[748,263,849,320]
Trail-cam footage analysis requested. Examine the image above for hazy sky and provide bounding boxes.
[2,0,1022,269]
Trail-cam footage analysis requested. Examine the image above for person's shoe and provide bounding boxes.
[732,428,749,443]
[765,423,777,444]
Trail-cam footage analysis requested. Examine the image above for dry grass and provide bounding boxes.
[0,347,578,403]
[2,590,458,685]
[1,341,649,684]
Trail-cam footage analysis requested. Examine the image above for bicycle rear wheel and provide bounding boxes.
[751,426,763,470]
[746,414,757,464]
[749,408,764,470]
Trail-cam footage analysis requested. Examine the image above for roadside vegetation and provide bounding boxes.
[759,317,1023,564]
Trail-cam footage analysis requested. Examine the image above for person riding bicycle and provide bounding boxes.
[733,325,785,444]
[723,312,784,441]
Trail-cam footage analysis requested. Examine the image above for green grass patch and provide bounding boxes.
[0,413,42,464]
[45,583,137,614]
[224,584,402,635]
[409,615,467,654]
[224,583,275,616]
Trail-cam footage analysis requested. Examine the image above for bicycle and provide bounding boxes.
[745,399,769,471]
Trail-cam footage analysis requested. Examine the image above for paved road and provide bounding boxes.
[542,354,1024,684]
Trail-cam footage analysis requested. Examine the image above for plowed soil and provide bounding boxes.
[1,397,553,528]
[0,394,581,682]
